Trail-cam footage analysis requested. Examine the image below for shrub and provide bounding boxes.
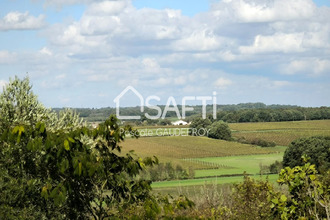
[250,138,276,147]
[207,121,232,141]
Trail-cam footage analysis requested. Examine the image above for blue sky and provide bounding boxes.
[1,0,330,108]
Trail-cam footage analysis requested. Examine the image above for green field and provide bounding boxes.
[121,120,330,189]
[134,120,330,146]
[152,174,279,188]
[230,120,330,146]
[121,136,278,169]
[193,152,284,177]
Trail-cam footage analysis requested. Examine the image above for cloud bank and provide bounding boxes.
[0,0,329,107]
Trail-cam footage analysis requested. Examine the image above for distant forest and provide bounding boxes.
[52,102,330,124]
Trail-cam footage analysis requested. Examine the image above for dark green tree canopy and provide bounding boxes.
[189,118,212,136]
[283,136,330,172]
[208,120,232,141]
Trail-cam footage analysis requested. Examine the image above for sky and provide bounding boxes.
[0,0,330,108]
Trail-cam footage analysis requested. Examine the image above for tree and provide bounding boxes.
[189,117,212,136]
[0,76,52,128]
[208,121,232,141]
[0,76,84,132]
[0,76,158,219]
[283,136,330,173]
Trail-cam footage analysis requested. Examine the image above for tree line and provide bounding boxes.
[53,102,308,123]
[216,107,330,123]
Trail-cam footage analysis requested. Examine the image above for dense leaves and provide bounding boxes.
[208,120,232,141]
[189,118,232,141]
[283,136,330,172]
[0,77,158,219]
[0,115,158,219]
[273,157,330,219]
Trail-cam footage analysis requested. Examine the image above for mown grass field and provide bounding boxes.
[193,151,284,178]
[230,120,330,146]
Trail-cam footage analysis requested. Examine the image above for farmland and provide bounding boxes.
[230,120,330,145]
[119,120,330,192]
[120,136,278,170]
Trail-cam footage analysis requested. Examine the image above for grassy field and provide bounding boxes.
[121,136,278,169]
[120,120,329,190]
[152,174,279,188]
[230,120,330,146]
[193,151,284,178]
[134,120,330,146]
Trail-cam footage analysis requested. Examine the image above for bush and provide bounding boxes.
[250,138,276,147]
[269,160,283,174]
[142,162,189,181]
[237,137,276,147]
[207,121,232,141]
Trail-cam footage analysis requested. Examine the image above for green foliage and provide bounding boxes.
[283,136,330,172]
[0,76,51,128]
[0,76,84,132]
[229,175,274,219]
[271,157,330,219]
[208,120,232,141]
[189,118,232,141]
[0,115,158,219]
[217,107,330,123]
[141,162,189,181]
[189,118,212,136]
[115,195,195,219]
[269,160,283,174]
[0,77,158,219]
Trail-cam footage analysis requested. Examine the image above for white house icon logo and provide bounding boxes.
[114,86,217,120]
[113,86,144,120]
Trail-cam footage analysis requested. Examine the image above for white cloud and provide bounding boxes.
[86,0,131,15]
[43,0,103,7]
[41,0,330,66]
[282,59,330,76]
[1,0,330,107]
[174,76,186,85]
[142,58,160,69]
[272,80,292,88]
[240,33,305,54]
[211,0,316,23]
[56,74,66,79]
[0,51,15,63]
[39,47,53,56]
[214,77,232,88]
[172,29,223,52]
[0,11,45,31]
[155,77,171,86]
